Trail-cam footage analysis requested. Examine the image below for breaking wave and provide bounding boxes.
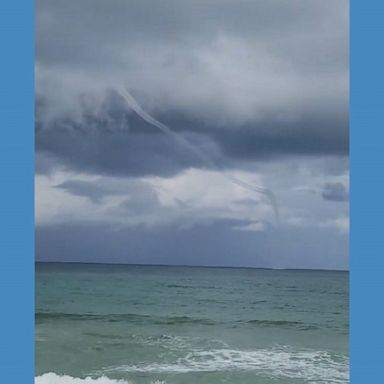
[35,346,348,384]
[99,347,348,384]
[35,374,129,384]
[35,373,165,384]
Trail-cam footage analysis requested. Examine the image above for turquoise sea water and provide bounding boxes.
[35,263,349,384]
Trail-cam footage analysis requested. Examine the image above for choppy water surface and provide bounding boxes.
[36,263,349,384]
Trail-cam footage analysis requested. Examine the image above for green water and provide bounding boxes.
[35,263,349,384]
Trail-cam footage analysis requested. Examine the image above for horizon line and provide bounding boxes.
[35,260,349,273]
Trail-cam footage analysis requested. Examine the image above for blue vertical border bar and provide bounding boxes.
[0,0,34,383]
[351,0,384,383]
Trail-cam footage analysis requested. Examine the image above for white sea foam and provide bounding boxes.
[102,347,349,384]
[35,373,128,384]
[35,348,348,384]
[35,374,165,384]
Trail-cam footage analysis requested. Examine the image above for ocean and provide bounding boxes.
[35,263,349,384]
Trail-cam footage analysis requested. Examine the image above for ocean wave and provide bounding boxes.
[130,333,229,351]
[35,373,128,384]
[36,312,215,326]
[101,347,348,384]
[35,373,165,384]
[36,312,328,331]
[244,319,320,330]
[36,312,151,323]
[165,284,217,290]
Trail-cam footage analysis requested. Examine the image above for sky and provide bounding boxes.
[35,0,349,269]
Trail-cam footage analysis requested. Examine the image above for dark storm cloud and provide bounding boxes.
[322,182,349,202]
[55,178,157,204]
[36,90,222,177]
[35,101,347,177]
[36,0,348,176]
[215,114,348,159]
[36,126,207,177]
[35,92,347,177]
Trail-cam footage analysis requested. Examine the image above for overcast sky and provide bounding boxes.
[35,0,349,269]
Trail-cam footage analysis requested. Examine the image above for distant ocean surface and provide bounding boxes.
[35,263,349,384]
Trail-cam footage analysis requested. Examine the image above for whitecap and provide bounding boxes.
[35,373,166,384]
[102,347,349,384]
[35,373,129,384]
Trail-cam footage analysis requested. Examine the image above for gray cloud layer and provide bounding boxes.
[36,0,348,177]
[35,0,349,268]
